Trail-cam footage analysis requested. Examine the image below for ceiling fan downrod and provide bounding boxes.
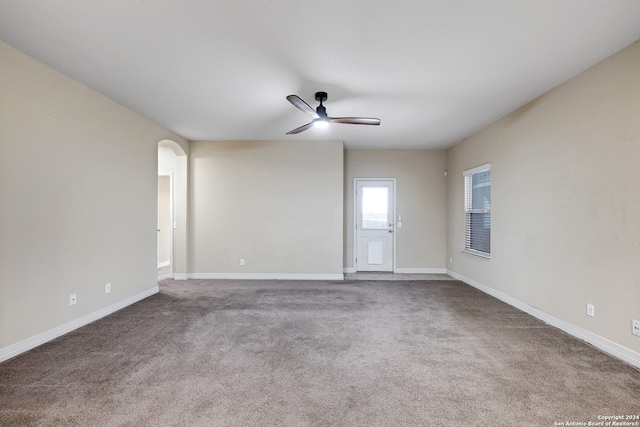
[315,91,328,118]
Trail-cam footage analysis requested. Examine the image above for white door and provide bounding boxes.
[355,179,395,271]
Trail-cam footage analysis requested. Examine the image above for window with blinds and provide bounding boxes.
[464,164,491,258]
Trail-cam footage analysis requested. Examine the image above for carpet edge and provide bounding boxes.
[188,273,344,280]
[0,286,159,363]
[447,269,640,370]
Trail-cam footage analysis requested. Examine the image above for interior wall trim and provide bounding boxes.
[173,273,188,281]
[157,261,170,268]
[394,268,447,274]
[447,270,640,370]
[188,273,344,281]
[0,286,159,363]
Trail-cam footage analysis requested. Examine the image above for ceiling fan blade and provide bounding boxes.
[329,117,381,125]
[287,95,319,119]
[286,121,315,135]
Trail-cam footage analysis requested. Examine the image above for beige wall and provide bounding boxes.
[0,40,188,351]
[344,150,448,271]
[189,140,344,277]
[447,40,640,353]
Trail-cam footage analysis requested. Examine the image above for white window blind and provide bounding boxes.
[464,164,491,257]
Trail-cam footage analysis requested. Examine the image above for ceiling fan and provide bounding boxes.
[286,92,380,135]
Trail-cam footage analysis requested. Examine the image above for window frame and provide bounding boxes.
[463,163,491,259]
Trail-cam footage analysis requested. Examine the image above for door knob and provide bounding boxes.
[388,229,393,233]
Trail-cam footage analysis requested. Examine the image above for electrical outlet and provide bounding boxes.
[633,320,640,337]
[69,293,77,306]
[240,258,245,266]
[586,303,594,317]
[105,283,111,294]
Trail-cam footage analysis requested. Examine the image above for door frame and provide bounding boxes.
[353,178,396,272]
[157,139,187,280]
[158,173,174,277]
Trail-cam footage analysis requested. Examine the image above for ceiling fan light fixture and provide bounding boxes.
[314,119,329,129]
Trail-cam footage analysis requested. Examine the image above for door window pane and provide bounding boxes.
[362,187,388,229]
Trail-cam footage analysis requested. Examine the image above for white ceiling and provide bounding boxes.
[1,1,640,149]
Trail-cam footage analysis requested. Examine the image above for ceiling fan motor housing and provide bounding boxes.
[315,91,328,102]
[315,92,328,118]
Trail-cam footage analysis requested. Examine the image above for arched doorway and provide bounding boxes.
[158,139,188,280]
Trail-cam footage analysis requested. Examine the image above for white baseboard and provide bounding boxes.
[0,286,159,363]
[447,269,640,370]
[394,268,447,274]
[343,267,356,274]
[173,273,188,281]
[157,260,170,268]
[188,273,344,281]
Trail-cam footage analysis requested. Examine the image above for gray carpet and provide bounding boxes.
[1,279,639,426]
